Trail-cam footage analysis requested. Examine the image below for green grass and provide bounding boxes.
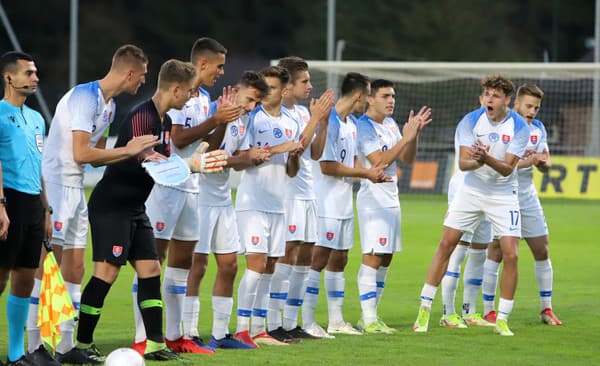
[1,194,599,365]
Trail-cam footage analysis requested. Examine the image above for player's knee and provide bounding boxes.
[219,260,238,279]
[502,252,518,266]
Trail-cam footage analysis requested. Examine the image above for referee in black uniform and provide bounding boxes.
[67,59,197,364]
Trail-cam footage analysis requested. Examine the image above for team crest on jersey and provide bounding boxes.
[112,245,123,257]
[502,134,511,144]
[326,232,334,241]
[273,128,283,138]
[156,222,165,233]
[352,131,356,140]
[285,128,292,138]
[231,125,239,137]
[239,125,246,135]
[530,135,538,144]
[53,221,63,232]
[488,132,499,143]
[379,237,387,246]
[302,115,310,123]
[203,105,208,116]
[288,225,297,234]
[251,236,260,245]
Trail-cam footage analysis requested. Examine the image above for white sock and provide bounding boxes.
[183,296,200,338]
[497,298,514,322]
[251,273,271,336]
[163,266,189,341]
[357,264,377,325]
[441,244,468,315]
[267,263,291,331]
[212,296,233,340]
[132,274,146,342]
[56,281,81,353]
[482,259,500,315]
[419,283,438,309]
[236,269,261,334]
[535,259,553,310]
[301,269,321,328]
[283,265,308,330]
[325,270,345,326]
[26,278,43,353]
[462,248,486,315]
[375,266,389,307]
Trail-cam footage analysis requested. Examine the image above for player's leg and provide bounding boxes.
[482,239,501,322]
[183,252,208,340]
[459,219,493,326]
[440,241,468,317]
[358,254,383,330]
[207,207,255,349]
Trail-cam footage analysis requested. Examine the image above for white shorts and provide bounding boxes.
[196,205,241,254]
[145,185,200,241]
[285,199,318,243]
[316,217,354,250]
[237,210,286,257]
[519,190,549,238]
[358,207,401,254]
[444,188,521,238]
[46,181,88,249]
[460,219,493,244]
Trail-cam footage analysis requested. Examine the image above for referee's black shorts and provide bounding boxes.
[89,207,158,266]
[0,188,44,269]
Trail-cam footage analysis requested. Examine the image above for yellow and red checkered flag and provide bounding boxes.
[37,241,76,349]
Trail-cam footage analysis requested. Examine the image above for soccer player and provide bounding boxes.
[267,56,333,340]
[185,70,271,350]
[69,59,200,364]
[482,84,562,326]
[413,75,529,336]
[356,79,431,333]
[234,65,304,346]
[303,72,390,337]
[0,51,51,366]
[136,37,240,355]
[24,45,158,364]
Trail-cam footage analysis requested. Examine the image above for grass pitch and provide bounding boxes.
[1,194,598,365]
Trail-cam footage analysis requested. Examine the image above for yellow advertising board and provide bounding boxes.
[533,156,600,199]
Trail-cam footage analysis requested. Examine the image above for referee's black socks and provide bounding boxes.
[137,275,164,344]
[77,276,112,345]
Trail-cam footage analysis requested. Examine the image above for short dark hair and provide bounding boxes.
[238,71,269,99]
[190,37,227,64]
[157,59,197,89]
[0,51,34,82]
[111,44,148,69]
[260,66,290,87]
[277,56,309,83]
[516,83,544,101]
[370,79,394,96]
[341,72,370,97]
[481,75,515,97]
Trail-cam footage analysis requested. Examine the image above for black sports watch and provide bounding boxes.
[0,197,6,206]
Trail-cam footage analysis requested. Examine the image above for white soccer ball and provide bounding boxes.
[104,348,145,366]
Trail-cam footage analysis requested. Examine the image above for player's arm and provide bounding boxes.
[73,130,159,167]
[204,124,228,151]
[172,88,242,149]
[458,146,484,171]
[311,120,328,160]
[298,89,333,150]
[475,148,520,177]
[0,162,9,240]
[320,157,389,183]
[397,107,432,164]
[39,178,52,241]
[532,149,551,173]
[286,151,301,177]
[229,147,271,171]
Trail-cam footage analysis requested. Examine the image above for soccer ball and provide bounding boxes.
[104,348,145,366]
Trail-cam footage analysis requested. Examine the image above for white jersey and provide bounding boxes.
[356,114,401,209]
[167,87,215,193]
[283,104,316,200]
[456,107,529,195]
[448,128,466,205]
[43,81,115,188]
[517,119,549,193]
[314,108,358,219]
[235,105,299,213]
[197,114,250,206]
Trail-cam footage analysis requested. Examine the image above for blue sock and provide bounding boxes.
[7,293,30,362]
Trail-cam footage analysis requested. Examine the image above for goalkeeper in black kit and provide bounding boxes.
[66,59,226,364]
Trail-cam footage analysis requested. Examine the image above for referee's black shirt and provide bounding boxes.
[89,99,172,212]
